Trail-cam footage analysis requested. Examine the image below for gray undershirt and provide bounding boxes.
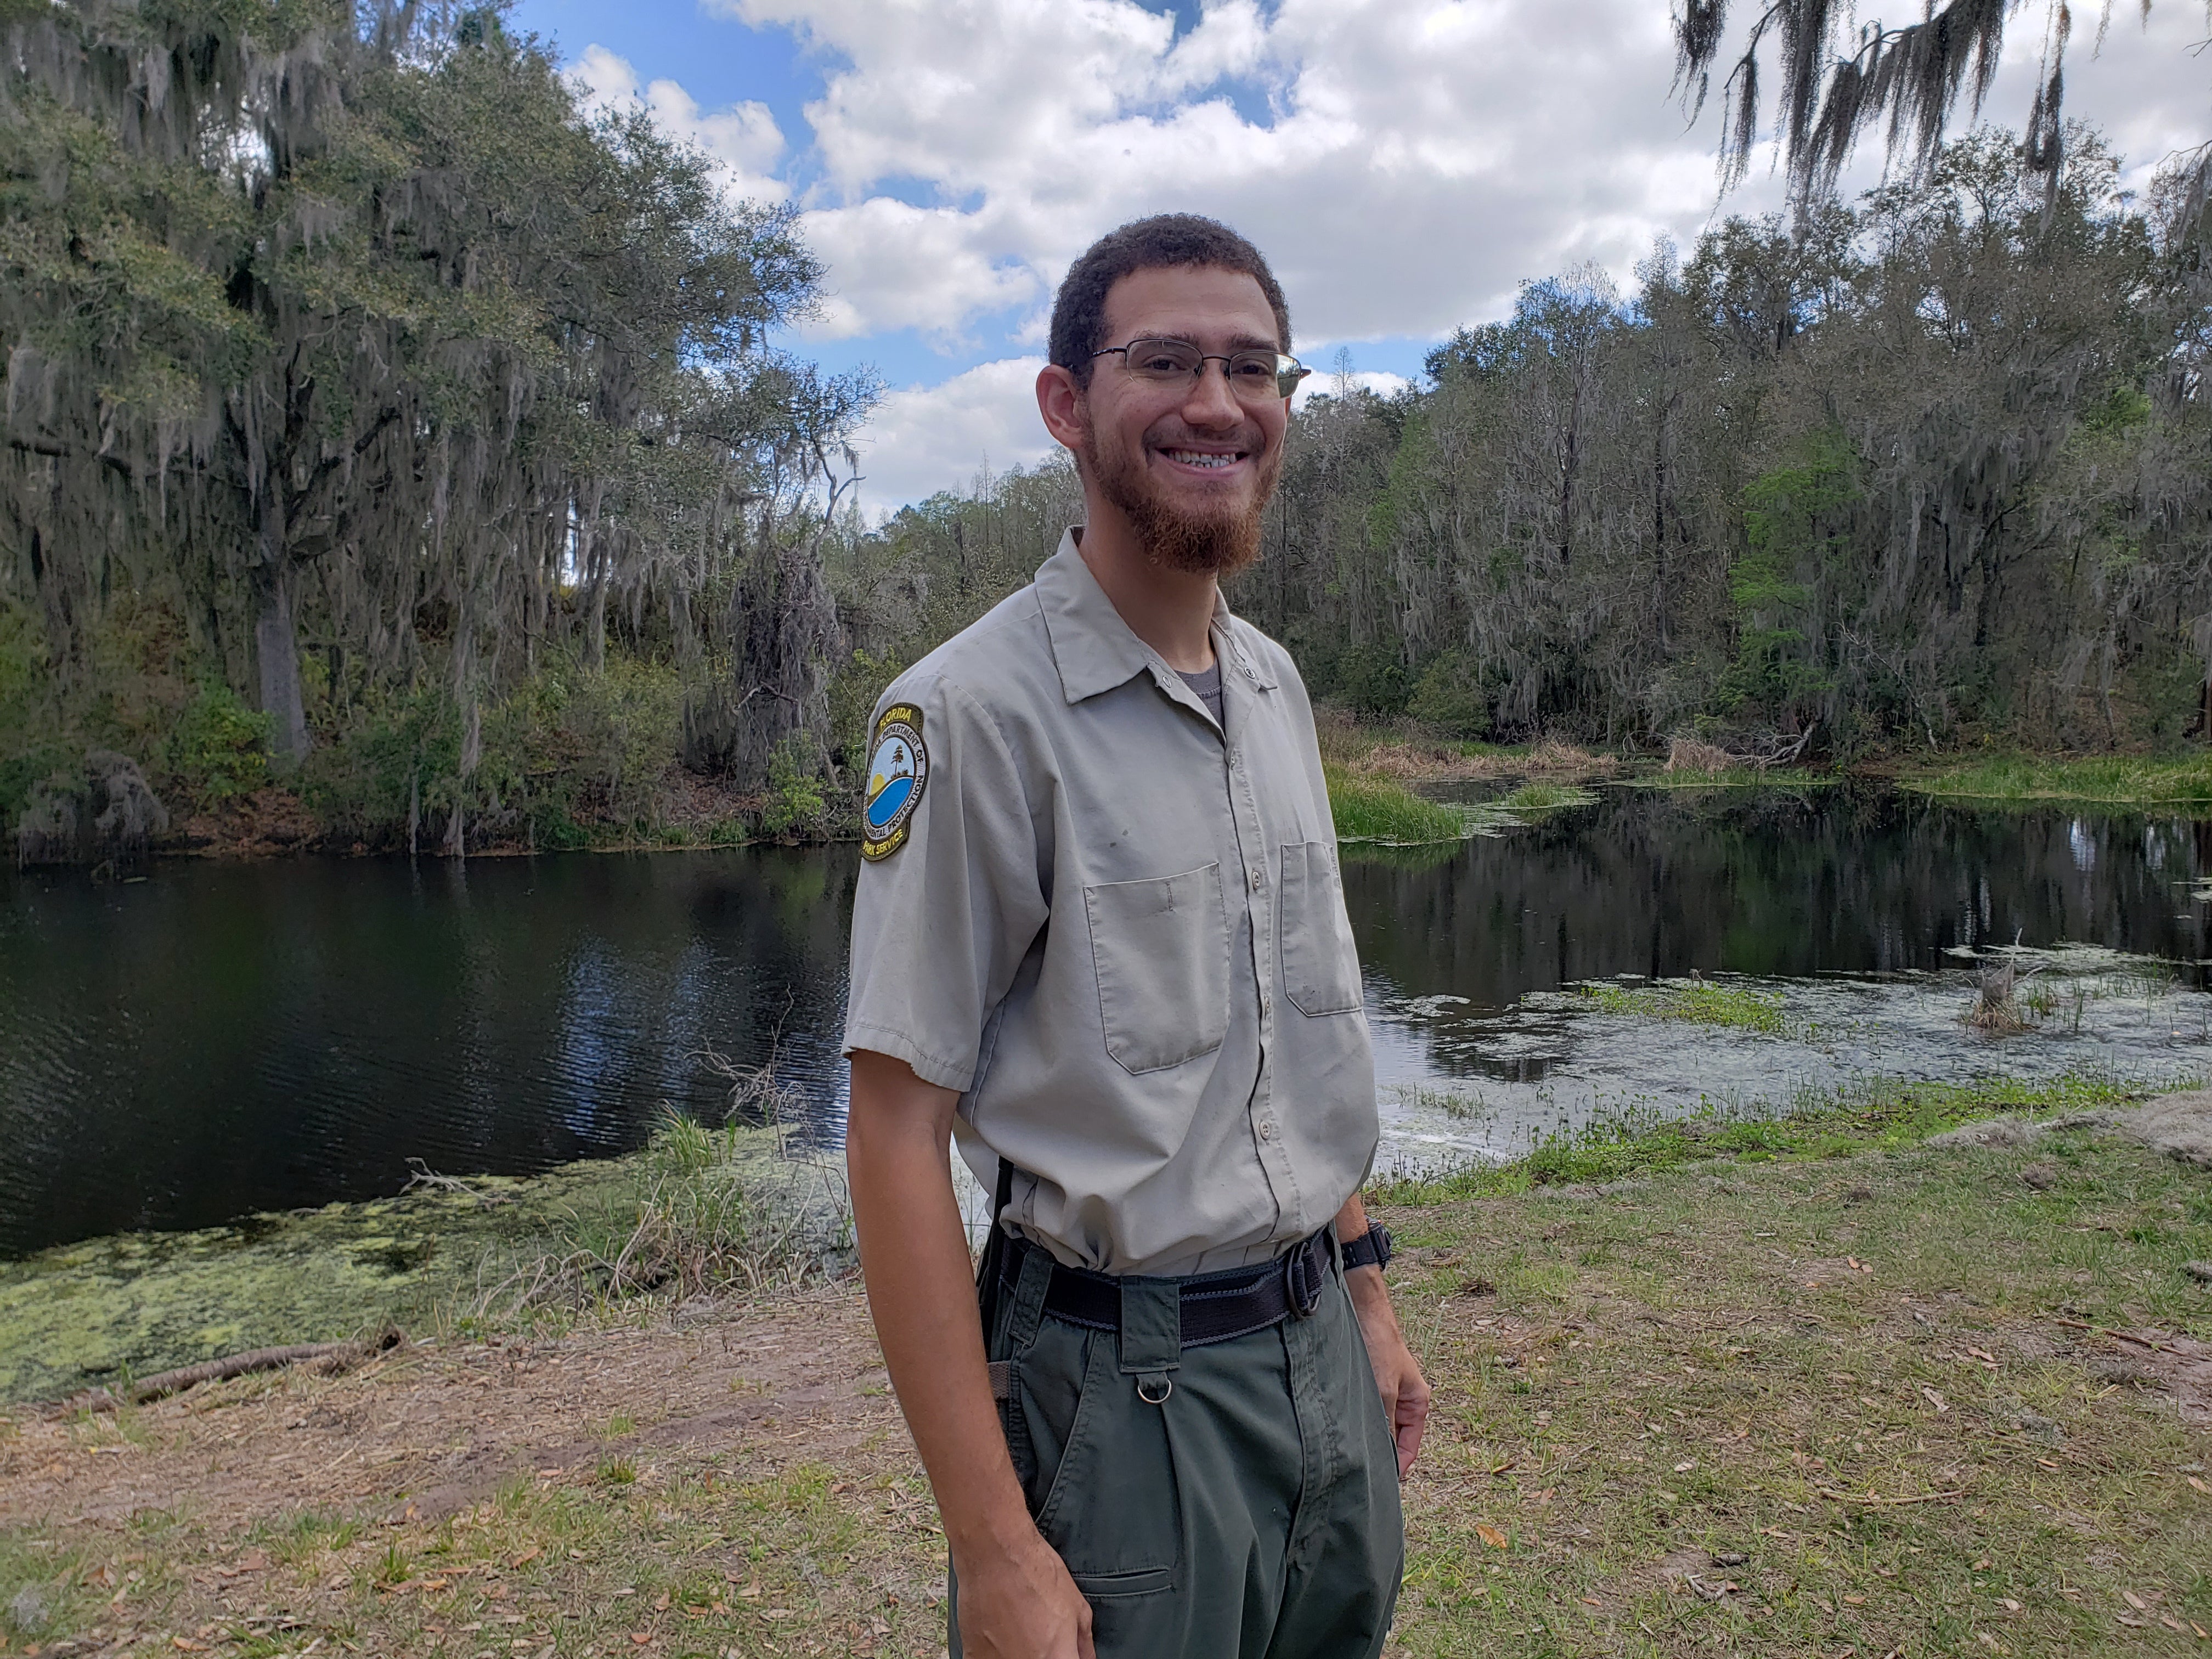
[1177,660,1224,727]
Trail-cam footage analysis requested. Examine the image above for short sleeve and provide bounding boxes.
[842,673,1048,1093]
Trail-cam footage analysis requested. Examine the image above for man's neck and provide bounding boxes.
[1072,517,1218,675]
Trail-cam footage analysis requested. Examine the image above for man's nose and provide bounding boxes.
[1178,360,1244,428]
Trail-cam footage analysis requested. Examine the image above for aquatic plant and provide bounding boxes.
[1494,781,1598,816]
[1325,765,1472,844]
[1577,978,1791,1035]
[1966,953,2046,1034]
[1901,753,2212,807]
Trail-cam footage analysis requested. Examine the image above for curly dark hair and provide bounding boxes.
[1048,215,1292,388]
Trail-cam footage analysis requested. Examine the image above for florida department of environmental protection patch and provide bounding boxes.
[860,703,928,861]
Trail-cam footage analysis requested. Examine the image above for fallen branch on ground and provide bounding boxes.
[52,1328,403,1415]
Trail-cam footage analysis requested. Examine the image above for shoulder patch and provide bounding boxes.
[860,703,928,861]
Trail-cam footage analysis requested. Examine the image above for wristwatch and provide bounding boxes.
[1340,1221,1393,1273]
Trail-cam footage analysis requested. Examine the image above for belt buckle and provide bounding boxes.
[1283,1240,1324,1319]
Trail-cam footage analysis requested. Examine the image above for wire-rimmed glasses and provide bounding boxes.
[1090,337,1311,401]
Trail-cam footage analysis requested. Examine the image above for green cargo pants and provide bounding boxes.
[950,1244,1403,1658]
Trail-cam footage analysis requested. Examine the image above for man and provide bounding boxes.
[843,213,1429,1659]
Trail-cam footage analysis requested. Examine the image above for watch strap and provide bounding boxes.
[1340,1221,1393,1273]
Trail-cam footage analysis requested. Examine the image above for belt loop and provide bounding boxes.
[1005,1239,1053,1352]
[1118,1277,1181,1403]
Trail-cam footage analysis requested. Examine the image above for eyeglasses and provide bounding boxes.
[1090,337,1311,402]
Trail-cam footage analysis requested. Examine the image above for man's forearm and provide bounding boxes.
[1334,1189,1431,1474]
[844,1052,1034,1559]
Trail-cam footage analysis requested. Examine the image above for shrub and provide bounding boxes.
[169,682,274,803]
[760,734,827,837]
[1406,651,1491,737]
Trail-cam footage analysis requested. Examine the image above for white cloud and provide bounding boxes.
[853,357,1058,516]
[1294,368,1412,409]
[708,0,2203,348]
[569,44,788,203]
[613,0,2206,506]
[799,199,1041,341]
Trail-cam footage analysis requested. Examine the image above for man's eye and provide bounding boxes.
[1136,351,1192,373]
[1228,358,1276,380]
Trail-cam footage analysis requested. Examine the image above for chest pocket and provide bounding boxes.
[1277,841,1363,1016]
[1084,864,1229,1074]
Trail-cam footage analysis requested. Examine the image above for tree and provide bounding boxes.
[1672,0,2206,208]
[2,1,874,845]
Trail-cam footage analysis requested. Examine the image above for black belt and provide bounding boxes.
[997,1226,1336,1348]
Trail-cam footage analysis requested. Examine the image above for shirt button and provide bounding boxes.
[1248,866,1265,891]
[1258,1119,1276,1141]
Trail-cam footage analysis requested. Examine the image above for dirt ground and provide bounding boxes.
[2,1296,894,1537]
[3,1124,2210,1658]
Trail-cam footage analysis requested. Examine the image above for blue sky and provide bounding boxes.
[509,0,2205,514]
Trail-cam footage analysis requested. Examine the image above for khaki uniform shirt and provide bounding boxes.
[842,531,1378,1277]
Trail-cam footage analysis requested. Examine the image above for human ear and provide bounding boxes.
[1035,364,1090,452]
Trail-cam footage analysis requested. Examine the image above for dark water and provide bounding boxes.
[5,786,2210,1257]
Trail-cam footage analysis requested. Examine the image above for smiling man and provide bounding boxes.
[843,215,1427,1659]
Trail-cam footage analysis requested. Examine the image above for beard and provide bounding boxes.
[1081,415,1279,578]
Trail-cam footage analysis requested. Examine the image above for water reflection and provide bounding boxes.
[0,849,856,1256]
[7,787,2212,1256]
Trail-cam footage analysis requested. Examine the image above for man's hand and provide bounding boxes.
[845,1049,1096,1658]
[952,1525,1097,1659]
[1334,1195,1431,1476]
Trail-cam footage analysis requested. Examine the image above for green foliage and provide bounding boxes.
[0,598,61,820]
[759,735,827,837]
[1325,765,1470,844]
[168,682,273,803]
[1721,430,1855,720]
[1373,1068,2169,1204]
[1405,650,1491,736]
[1,1,872,851]
[1326,642,1414,719]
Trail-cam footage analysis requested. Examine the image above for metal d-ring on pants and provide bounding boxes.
[950,1238,1404,1658]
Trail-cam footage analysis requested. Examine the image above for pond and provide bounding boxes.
[6,784,2212,1257]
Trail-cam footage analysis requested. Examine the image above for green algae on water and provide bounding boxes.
[1577,977,1792,1034]
[0,1118,851,1403]
[0,1162,635,1404]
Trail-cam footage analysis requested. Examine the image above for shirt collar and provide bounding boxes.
[1035,528,1278,705]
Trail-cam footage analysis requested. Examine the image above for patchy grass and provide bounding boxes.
[1375,1118,2212,1658]
[1329,765,1476,845]
[1579,978,1792,1036]
[1373,1071,2187,1205]
[1897,752,2212,808]
[4,1082,2207,1658]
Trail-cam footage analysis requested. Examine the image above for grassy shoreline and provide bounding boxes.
[6,1069,2195,1408]
[0,1119,847,1406]
[3,1070,2206,1657]
[1892,752,2212,807]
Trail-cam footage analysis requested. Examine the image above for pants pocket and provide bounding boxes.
[1084,864,1229,1073]
[1028,1329,1182,1586]
[1277,840,1363,1015]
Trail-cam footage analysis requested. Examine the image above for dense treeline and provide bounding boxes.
[5,4,2208,864]
[2,0,870,859]
[864,130,2212,758]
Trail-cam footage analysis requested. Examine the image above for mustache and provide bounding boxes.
[1144,417,1268,455]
